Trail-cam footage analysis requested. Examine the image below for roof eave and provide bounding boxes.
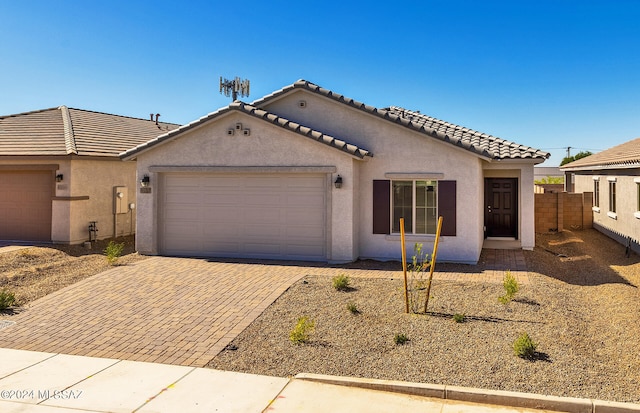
[561,162,640,172]
[120,102,372,161]
[255,80,548,162]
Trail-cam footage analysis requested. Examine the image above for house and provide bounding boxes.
[534,166,564,193]
[121,80,549,264]
[534,166,563,181]
[0,107,179,243]
[560,137,640,254]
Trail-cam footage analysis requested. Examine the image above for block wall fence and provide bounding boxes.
[534,192,593,233]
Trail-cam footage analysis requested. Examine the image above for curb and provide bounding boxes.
[294,373,640,413]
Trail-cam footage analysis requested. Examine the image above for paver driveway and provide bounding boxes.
[0,251,527,367]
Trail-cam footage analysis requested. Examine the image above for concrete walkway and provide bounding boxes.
[0,251,527,367]
[3,348,628,413]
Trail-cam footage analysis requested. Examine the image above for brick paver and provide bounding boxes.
[0,249,527,367]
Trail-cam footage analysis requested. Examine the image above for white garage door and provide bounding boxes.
[159,173,327,261]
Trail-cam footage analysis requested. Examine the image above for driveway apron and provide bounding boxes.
[0,250,527,367]
[0,257,315,367]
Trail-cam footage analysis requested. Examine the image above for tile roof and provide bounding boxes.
[560,137,640,170]
[120,101,372,160]
[386,107,549,161]
[0,106,179,157]
[253,80,550,161]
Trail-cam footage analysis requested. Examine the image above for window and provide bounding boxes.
[637,183,640,212]
[391,180,437,234]
[609,181,616,213]
[593,180,600,208]
[373,179,456,236]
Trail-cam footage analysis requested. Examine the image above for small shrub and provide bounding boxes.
[513,332,537,359]
[498,270,519,304]
[394,333,409,345]
[346,302,359,314]
[0,289,16,310]
[332,274,350,291]
[453,313,466,323]
[289,316,315,345]
[104,241,125,265]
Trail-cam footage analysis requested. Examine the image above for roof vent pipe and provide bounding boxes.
[150,114,154,121]
[155,113,160,125]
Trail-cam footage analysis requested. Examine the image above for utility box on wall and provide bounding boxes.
[113,186,128,214]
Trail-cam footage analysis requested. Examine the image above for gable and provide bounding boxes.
[254,80,550,163]
[121,102,371,161]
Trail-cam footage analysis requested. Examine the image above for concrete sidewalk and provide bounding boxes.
[1,349,638,413]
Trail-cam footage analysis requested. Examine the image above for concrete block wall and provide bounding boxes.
[535,193,559,232]
[535,192,593,233]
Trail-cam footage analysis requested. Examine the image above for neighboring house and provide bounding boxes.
[121,80,549,264]
[534,166,564,193]
[560,137,640,254]
[534,166,563,181]
[0,107,179,243]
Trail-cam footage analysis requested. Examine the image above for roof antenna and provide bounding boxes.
[219,76,250,101]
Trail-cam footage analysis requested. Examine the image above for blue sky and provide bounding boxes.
[2,1,639,166]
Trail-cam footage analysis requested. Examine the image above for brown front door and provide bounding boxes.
[484,178,517,238]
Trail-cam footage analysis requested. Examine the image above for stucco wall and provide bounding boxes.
[574,172,640,247]
[134,110,360,262]
[67,159,137,244]
[265,91,487,263]
[134,89,542,264]
[0,157,136,244]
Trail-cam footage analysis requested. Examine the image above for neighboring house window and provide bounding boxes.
[637,182,640,212]
[608,181,616,213]
[391,180,438,234]
[593,180,600,208]
[372,180,456,236]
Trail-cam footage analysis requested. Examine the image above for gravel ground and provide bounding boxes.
[209,229,640,403]
[0,236,145,308]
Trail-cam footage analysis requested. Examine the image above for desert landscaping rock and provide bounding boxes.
[209,229,640,404]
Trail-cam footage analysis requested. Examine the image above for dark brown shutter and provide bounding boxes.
[438,180,456,236]
[373,180,390,234]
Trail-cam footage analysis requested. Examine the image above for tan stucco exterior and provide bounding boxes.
[574,172,640,250]
[0,157,136,244]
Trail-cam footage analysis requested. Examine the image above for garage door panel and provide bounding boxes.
[243,193,282,207]
[0,171,52,241]
[244,207,281,223]
[287,244,324,256]
[202,241,241,254]
[243,242,282,255]
[165,192,202,204]
[286,194,324,207]
[160,173,326,260]
[202,176,243,188]
[245,177,284,188]
[202,225,239,238]
[202,193,242,206]
[286,209,324,224]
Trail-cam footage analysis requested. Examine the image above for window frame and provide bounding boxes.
[391,179,438,235]
[608,180,616,213]
[634,178,640,219]
[593,178,600,209]
[606,177,617,219]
